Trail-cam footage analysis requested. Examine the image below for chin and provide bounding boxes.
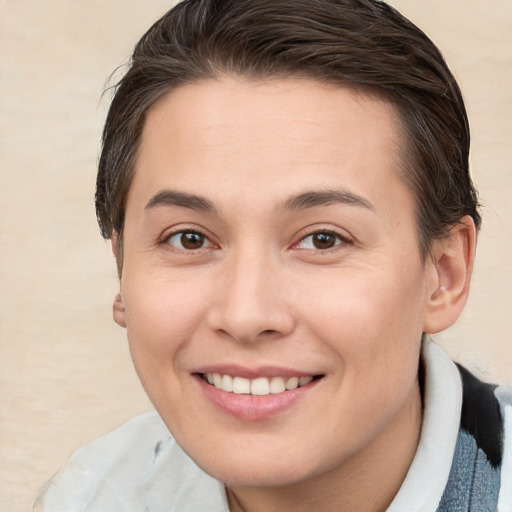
[185,438,343,490]
[205,461,314,489]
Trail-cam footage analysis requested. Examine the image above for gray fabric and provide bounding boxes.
[437,430,501,512]
[34,342,511,512]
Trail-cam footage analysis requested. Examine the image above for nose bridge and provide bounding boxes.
[208,244,294,342]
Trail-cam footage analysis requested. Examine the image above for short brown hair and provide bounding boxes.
[96,0,481,256]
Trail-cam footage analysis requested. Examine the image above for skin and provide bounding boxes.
[113,77,475,512]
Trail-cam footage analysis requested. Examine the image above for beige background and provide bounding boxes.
[0,1,510,510]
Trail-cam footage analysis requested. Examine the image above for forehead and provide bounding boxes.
[128,77,412,222]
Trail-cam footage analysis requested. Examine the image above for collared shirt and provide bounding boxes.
[35,340,512,512]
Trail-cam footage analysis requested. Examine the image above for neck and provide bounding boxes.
[227,379,422,512]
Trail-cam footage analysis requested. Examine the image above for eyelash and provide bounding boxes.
[163,229,215,252]
[294,230,351,251]
[162,228,350,253]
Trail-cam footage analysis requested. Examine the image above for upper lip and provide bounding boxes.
[194,364,321,379]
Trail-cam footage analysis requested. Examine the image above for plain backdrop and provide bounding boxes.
[0,1,511,509]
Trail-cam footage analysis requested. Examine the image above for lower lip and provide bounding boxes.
[195,375,321,421]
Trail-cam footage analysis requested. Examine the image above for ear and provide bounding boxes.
[113,292,127,328]
[111,233,127,328]
[423,216,477,334]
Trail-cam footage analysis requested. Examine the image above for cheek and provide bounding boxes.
[300,262,427,376]
[308,273,424,434]
[120,272,215,418]
[121,272,211,363]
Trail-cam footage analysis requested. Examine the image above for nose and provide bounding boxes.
[207,250,296,344]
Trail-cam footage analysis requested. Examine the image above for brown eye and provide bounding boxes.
[312,232,336,249]
[297,231,343,250]
[167,230,210,250]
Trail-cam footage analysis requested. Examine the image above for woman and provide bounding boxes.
[36,0,511,510]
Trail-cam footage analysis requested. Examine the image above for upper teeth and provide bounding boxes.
[204,374,314,395]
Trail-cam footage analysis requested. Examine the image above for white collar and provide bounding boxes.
[387,338,463,512]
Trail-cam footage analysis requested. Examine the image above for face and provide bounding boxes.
[119,78,437,488]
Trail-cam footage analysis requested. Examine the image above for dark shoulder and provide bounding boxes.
[457,364,503,469]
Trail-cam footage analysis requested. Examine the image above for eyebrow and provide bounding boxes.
[145,189,216,213]
[281,189,375,212]
[144,188,374,215]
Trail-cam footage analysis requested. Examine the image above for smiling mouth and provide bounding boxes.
[199,373,323,396]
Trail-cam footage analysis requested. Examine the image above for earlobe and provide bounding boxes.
[423,216,477,334]
[113,292,127,328]
[111,233,126,327]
